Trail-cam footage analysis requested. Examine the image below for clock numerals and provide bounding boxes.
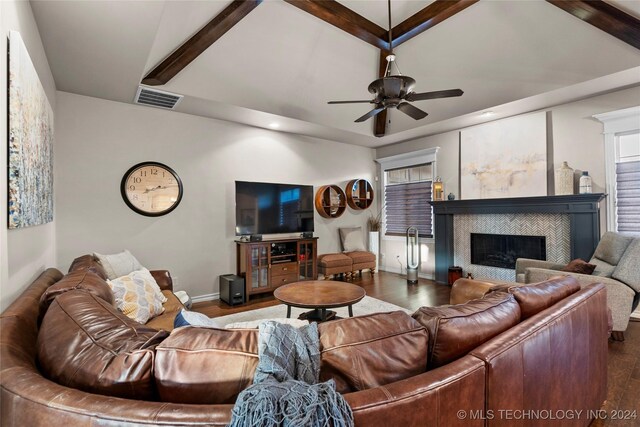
[122,162,182,216]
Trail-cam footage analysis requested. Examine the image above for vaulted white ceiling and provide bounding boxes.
[31,0,640,147]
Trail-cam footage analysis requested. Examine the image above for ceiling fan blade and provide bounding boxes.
[405,89,464,102]
[397,102,428,120]
[355,107,386,123]
[328,100,374,104]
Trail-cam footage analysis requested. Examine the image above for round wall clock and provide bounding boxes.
[120,162,183,216]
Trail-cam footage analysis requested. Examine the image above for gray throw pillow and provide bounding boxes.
[339,227,366,252]
[612,239,640,293]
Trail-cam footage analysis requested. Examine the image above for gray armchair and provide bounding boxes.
[516,232,640,340]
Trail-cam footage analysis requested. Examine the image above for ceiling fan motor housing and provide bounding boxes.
[368,75,416,100]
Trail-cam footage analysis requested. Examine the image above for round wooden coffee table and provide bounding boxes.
[274,280,366,322]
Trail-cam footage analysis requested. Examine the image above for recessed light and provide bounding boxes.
[268,123,280,129]
[481,111,495,118]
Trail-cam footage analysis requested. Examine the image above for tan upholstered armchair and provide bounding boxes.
[516,232,640,340]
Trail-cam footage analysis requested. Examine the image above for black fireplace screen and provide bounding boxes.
[471,233,546,269]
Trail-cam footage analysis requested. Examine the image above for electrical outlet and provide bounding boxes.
[172,276,179,289]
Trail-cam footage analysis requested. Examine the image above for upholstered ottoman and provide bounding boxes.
[345,251,376,277]
[318,253,354,280]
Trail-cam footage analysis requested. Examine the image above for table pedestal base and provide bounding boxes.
[298,308,337,322]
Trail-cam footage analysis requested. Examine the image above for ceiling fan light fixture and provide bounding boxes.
[326,0,463,125]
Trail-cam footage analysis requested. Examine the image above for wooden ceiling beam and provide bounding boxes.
[374,50,390,137]
[142,0,263,86]
[284,0,390,50]
[546,0,640,50]
[391,0,478,47]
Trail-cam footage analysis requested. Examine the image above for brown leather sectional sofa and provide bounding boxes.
[0,258,608,426]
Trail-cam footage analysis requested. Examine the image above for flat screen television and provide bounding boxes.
[235,181,314,236]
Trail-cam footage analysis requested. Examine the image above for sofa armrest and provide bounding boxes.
[150,270,173,292]
[525,267,616,287]
[525,267,637,332]
[515,258,565,276]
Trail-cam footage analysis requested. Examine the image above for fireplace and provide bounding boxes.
[471,233,546,269]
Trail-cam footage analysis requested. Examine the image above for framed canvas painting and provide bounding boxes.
[8,31,54,229]
[460,112,547,200]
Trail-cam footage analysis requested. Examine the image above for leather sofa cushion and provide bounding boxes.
[412,292,521,368]
[145,290,185,331]
[37,290,168,400]
[509,276,581,319]
[318,311,428,394]
[39,270,114,323]
[68,254,109,280]
[154,326,259,404]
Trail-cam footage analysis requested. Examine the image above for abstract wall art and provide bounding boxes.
[8,31,54,229]
[460,112,547,200]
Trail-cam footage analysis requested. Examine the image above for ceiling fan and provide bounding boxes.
[328,0,463,123]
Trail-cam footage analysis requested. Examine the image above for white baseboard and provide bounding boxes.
[379,266,434,280]
[191,292,220,303]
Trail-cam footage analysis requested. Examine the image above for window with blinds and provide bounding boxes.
[616,133,640,233]
[384,164,433,237]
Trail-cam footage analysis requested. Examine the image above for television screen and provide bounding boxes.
[235,181,314,236]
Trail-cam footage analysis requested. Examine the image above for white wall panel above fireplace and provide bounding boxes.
[453,213,571,282]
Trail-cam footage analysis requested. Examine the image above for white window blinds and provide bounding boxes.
[384,164,433,237]
[616,133,640,233]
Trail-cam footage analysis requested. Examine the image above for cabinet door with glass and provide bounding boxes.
[247,244,270,290]
[297,239,317,280]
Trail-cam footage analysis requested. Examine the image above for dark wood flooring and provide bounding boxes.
[193,271,640,424]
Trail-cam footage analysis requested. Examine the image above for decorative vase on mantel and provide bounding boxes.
[555,161,574,195]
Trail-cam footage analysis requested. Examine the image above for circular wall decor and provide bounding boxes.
[120,162,183,216]
[315,185,346,218]
[346,179,374,210]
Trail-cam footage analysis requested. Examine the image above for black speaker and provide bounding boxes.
[219,274,245,306]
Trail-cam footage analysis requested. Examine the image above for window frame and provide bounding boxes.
[593,106,640,232]
[376,148,439,243]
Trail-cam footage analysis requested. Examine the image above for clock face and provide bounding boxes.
[120,162,183,216]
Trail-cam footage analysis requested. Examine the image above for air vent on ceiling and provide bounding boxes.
[134,86,183,110]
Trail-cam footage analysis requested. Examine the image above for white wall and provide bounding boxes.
[375,86,640,279]
[375,131,459,278]
[0,1,56,311]
[55,92,377,299]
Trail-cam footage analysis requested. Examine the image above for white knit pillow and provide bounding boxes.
[94,250,144,280]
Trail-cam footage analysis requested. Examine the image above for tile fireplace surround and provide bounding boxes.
[431,194,605,284]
